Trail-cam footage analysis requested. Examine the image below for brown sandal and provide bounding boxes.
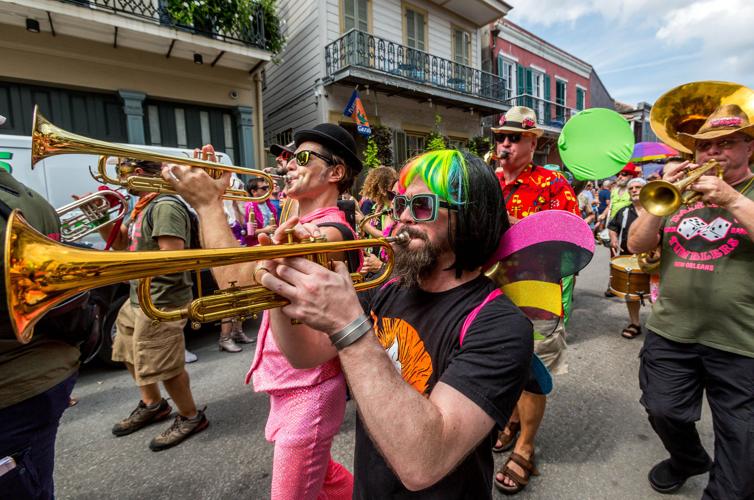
[621,323,642,339]
[494,452,539,495]
[493,420,521,453]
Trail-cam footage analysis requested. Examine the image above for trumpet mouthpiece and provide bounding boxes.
[498,150,510,159]
[391,232,410,245]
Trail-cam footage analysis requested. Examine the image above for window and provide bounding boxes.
[405,132,426,158]
[175,108,187,148]
[555,79,567,122]
[147,105,161,145]
[343,0,369,32]
[274,128,293,147]
[452,27,471,66]
[404,5,427,51]
[448,137,467,151]
[576,87,586,111]
[497,56,515,100]
[223,114,236,163]
[532,70,545,119]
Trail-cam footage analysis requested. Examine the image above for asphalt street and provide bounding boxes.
[54,247,714,499]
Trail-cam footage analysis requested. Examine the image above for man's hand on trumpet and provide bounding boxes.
[161,144,231,214]
[691,175,743,208]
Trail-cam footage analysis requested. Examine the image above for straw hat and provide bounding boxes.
[491,106,544,137]
[677,104,754,151]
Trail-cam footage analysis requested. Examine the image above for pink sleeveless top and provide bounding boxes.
[245,206,356,392]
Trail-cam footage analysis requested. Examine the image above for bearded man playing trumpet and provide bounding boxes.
[629,86,754,499]
[165,123,361,500]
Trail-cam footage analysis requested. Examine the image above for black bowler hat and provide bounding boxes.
[294,123,363,174]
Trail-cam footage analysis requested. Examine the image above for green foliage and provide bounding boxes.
[363,137,380,170]
[165,0,285,56]
[468,136,491,157]
[424,114,446,152]
[371,125,393,166]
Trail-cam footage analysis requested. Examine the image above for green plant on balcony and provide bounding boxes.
[165,0,285,55]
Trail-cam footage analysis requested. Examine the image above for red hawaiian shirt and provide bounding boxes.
[498,164,579,219]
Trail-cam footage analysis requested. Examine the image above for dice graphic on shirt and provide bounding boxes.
[677,217,707,239]
[700,217,731,241]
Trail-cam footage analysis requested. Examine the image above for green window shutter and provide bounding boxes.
[576,88,585,111]
[525,69,533,109]
[497,55,503,77]
[516,65,525,105]
[344,0,355,31]
[357,0,368,31]
[543,74,551,123]
[416,13,425,51]
[394,129,407,165]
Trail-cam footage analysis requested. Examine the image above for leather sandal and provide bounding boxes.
[493,420,521,453]
[494,452,539,495]
[621,323,642,339]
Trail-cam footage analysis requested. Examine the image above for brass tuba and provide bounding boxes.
[5,210,406,343]
[650,81,754,154]
[31,106,274,202]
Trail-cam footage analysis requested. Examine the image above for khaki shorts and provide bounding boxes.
[533,318,568,376]
[111,302,187,386]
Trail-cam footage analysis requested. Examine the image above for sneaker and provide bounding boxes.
[184,349,198,363]
[149,407,209,452]
[232,330,256,344]
[648,458,713,494]
[112,399,172,437]
[219,336,242,353]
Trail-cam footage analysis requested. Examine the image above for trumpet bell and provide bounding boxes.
[639,180,680,217]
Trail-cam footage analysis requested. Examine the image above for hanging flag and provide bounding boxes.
[343,90,372,137]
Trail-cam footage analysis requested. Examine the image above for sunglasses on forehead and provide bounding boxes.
[391,193,457,223]
[493,133,522,144]
[277,150,294,161]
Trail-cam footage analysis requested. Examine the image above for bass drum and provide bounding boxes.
[609,255,650,301]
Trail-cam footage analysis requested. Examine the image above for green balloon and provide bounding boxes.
[557,108,635,180]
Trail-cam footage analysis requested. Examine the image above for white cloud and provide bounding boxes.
[508,0,687,27]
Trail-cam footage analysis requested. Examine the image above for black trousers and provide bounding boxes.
[639,331,754,500]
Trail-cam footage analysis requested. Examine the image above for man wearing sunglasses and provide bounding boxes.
[487,106,580,494]
[162,123,362,499]
[256,150,533,498]
[629,101,754,498]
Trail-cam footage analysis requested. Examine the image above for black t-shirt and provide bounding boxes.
[607,204,639,254]
[354,275,533,499]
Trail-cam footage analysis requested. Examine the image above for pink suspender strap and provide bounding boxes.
[380,277,400,291]
[459,289,503,347]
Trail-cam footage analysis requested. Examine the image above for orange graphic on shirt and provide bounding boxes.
[373,315,433,395]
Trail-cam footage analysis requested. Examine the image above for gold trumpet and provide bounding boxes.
[5,209,406,343]
[57,190,129,242]
[31,106,273,202]
[639,159,723,217]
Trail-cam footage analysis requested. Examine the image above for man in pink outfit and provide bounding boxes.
[163,123,362,499]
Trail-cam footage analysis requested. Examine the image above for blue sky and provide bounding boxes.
[506,0,754,106]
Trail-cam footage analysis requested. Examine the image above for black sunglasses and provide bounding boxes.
[391,193,456,222]
[295,150,334,167]
[493,133,522,144]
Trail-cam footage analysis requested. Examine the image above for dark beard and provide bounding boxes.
[394,226,443,288]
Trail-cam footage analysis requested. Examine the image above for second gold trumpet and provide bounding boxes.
[31,106,273,202]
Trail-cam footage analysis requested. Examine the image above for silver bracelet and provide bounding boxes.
[330,314,372,350]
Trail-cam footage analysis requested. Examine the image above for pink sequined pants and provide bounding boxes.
[266,375,353,500]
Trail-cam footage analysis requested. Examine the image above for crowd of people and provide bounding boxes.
[1,82,753,500]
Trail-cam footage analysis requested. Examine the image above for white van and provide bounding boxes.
[1,134,235,363]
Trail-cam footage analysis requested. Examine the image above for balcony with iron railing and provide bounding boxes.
[56,0,268,50]
[325,29,508,113]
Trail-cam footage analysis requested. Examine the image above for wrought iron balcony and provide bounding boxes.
[325,29,507,104]
[59,0,267,49]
